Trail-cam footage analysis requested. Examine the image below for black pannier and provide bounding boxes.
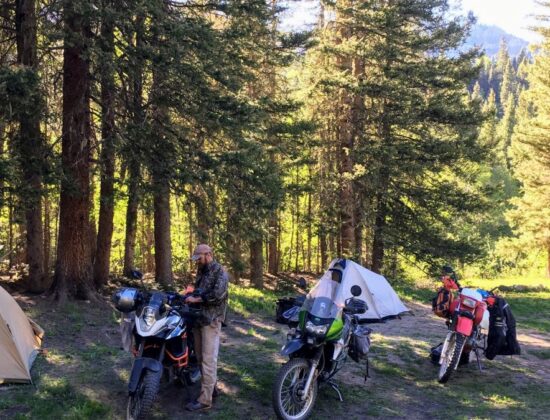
[275,295,305,324]
[349,325,372,362]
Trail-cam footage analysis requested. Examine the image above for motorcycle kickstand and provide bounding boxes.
[474,346,483,372]
[327,380,344,402]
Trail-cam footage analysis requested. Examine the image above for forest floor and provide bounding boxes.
[1,275,550,419]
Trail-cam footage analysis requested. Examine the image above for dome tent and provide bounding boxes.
[0,286,44,384]
[327,258,409,320]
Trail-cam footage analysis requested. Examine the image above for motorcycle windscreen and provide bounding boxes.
[136,292,168,334]
[302,271,343,319]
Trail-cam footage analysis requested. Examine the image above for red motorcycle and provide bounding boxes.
[434,277,489,383]
[435,279,489,383]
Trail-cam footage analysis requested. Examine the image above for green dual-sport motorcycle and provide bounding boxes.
[272,267,370,420]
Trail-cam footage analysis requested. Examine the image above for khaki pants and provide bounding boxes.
[193,319,222,406]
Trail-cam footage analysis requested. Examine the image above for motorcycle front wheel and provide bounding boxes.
[272,358,318,420]
[127,370,161,420]
[438,332,466,383]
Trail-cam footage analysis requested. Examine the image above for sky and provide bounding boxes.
[461,0,545,43]
[281,0,548,43]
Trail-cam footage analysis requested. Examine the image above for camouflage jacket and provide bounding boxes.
[194,260,228,326]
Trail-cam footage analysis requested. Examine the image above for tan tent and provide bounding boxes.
[0,286,44,384]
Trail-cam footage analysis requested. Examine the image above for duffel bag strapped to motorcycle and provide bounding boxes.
[432,287,454,318]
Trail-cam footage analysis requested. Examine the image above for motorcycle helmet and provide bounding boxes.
[113,288,139,312]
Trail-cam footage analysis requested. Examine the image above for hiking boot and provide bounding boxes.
[185,400,211,412]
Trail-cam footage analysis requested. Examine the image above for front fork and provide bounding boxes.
[299,348,323,401]
[439,331,453,365]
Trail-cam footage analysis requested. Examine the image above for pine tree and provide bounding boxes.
[93,0,118,288]
[509,22,550,277]
[52,0,96,301]
[305,0,487,272]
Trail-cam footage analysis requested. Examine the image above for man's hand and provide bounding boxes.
[185,296,203,304]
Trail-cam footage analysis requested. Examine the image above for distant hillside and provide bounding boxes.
[465,24,529,57]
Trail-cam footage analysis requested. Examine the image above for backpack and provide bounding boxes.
[432,287,454,318]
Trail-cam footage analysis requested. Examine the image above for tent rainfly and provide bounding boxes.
[329,259,409,320]
[0,286,44,384]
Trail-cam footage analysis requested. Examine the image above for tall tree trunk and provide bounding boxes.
[123,162,139,276]
[294,195,301,273]
[371,191,386,274]
[8,194,14,269]
[186,203,194,273]
[0,123,5,204]
[306,187,312,271]
[52,0,95,301]
[153,178,172,286]
[141,210,155,273]
[89,155,97,264]
[123,14,144,277]
[336,27,355,258]
[371,97,391,274]
[93,1,116,288]
[319,231,327,270]
[150,4,172,287]
[353,195,363,264]
[43,196,50,275]
[15,0,46,292]
[276,216,282,272]
[338,153,354,257]
[286,201,297,271]
[267,213,278,274]
[194,186,210,243]
[249,238,263,288]
[228,236,242,283]
[547,242,550,279]
[226,207,242,283]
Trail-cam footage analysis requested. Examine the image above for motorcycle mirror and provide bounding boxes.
[351,285,362,297]
[297,277,307,290]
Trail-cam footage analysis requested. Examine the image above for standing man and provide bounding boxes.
[185,244,228,412]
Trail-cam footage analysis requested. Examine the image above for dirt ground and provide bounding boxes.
[1,281,550,419]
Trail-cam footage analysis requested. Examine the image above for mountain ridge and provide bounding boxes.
[466,24,529,57]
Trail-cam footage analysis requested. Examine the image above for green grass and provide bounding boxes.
[463,275,549,291]
[229,284,282,317]
[499,291,550,332]
[0,375,111,420]
[529,349,550,359]
[80,343,119,362]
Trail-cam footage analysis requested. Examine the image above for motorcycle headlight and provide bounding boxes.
[462,297,477,308]
[305,321,329,336]
[143,307,156,328]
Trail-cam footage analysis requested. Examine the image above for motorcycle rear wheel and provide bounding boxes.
[127,370,161,420]
[272,358,318,420]
[438,333,465,383]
